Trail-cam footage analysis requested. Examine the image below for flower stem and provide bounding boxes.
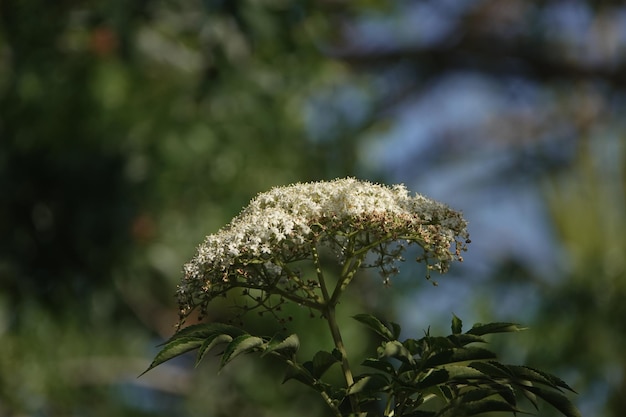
[312,244,360,413]
[324,303,359,413]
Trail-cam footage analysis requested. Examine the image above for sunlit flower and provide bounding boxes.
[178,178,469,321]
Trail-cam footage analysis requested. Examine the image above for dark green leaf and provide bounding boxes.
[353,313,395,341]
[447,333,486,347]
[219,334,265,369]
[346,375,389,395]
[451,314,463,335]
[424,347,496,368]
[402,338,422,356]
[399,411,436,417]
[361,358,396,375]
[417,365,488,389]
[416,368,449,388]
[142,323,252,375]
[523,385,582,417]
[389,321,402,340]
[282,363,316,387]
[196,334,233,365]
[469,361,514,379]
[466,322,526,336]
[511,365,576,392]
[263,333,299,358]
[162,323,246,344]
[440,399,521,417]
[310,350,341,379]
[459,387,510,404]
[141,337,204,375]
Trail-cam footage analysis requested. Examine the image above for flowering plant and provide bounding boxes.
[143,178,580,417]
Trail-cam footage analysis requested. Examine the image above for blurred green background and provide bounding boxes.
[1,1,624,416]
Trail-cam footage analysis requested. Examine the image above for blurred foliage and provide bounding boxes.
[1,0,625,416]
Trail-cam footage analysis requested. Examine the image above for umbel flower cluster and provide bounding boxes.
[178,178,469,323]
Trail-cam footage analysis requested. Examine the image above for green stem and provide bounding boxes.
[324,303,359,414]
[312,243,360,413]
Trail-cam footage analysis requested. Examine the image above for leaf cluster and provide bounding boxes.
[143,315,581,417]
[351,314,581,417]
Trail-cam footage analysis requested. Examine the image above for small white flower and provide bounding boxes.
[177,178,469,321]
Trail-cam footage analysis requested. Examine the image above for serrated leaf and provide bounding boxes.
[311,350,341,379]
[141,337,204,375]
[361,358,396,375]
[162,323,246,344]
[417,365,488,389]
[451,314,463,335]
[469,361,514,379]
[424,347,496,368]
[195,334,233,366]
[416,368,449,388]
[353,313,395,341]
[512,365,576,392]
[282,363,316,387]
[446,399,521,417]
[141,323,251,375]
[346,374,389,395]
[196,334,233,365]
[466,322,526,336]
[263,333,299,357]
[459,387,510,404]
[523,385,582,417]
[447,333,486,348]
[219,334,265,369]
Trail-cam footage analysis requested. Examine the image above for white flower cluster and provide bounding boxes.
[178,178,469,320]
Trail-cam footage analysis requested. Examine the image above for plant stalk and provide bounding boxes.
[324,303,359,413]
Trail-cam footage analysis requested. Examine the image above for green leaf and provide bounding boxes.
[353,313,395,341]
[416,365,488,389]
[282,363,316,387]
[361,358,396,375]
[346,374,389,395]
[140,323,253,375]
[162,323,246,343]
[402,338,422,356]
[523,385,582,417]
[140,337,204,375]
[389,321,402,340]
[447,333,486,347]
[415,368,449,388]
[196,333,233,365]
[309,350,341,379]
[424,347,496,368]
[263,333,299,358]
[451,314,463,335]
[458,386,513,404]
[511,365,577,392]
[440,399,521,417]
[469,361,514,379]
[219,334,265,369]
[466,322,526,336]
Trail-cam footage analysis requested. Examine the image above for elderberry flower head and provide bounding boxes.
[177,178,469,322]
